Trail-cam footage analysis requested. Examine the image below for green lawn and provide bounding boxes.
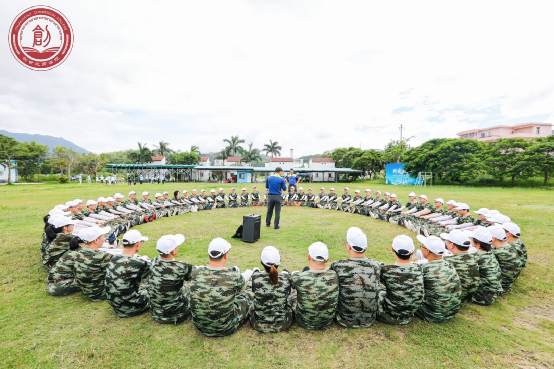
[1,181,553,368]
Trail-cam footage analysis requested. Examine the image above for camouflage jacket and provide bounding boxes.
[509,239,527,267]
[404,201,417,210]
[473,251,503,296]
[48,246,81,281]
[380,263,424,320]
[81,209,92,217]
[457,214,475,224]
[250,271,293,333]
[306,194,316,203]
[341,193,352,202]
[240,192,249,202]
[414,202,424,211]
[74,247,113,301]
[329,258,382,328]
[423,203,436,213]
[363,196,374,202]
[318,192,327,201]
[228,193,238,202]
[189,266,247,337]
[444,253,480,302]
[149,257,196,324]
[417,259,462,323]
[473,219,490,227]
[45,233,74,268]
[105,254,151,317]
[40,231,49,265]
[492,244,522,292]
[216,193,226,202]
[291,269,339,330]
[73,212,85,220]
[251,192,261,202]
[389,200,402,210]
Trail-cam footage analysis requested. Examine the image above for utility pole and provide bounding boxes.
[399,124,405,163]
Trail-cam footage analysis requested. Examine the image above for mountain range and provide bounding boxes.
[0,130,90,153]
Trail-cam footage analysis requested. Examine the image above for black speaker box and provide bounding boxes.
[242,214,261,243]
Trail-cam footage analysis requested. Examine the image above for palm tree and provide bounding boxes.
[190,145,201,156]
[129,142,153,163]
[240,143,262,166]
[215,148,230,160]
[223,136,245,156]
[263,140,282,157]
[153,141,173,157]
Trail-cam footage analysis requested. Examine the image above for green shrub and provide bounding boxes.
[58,175,68,184]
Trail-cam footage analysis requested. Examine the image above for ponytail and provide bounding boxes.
[262,262,280,286]
[45,224,62,243]
[69,236,83,251]
[473,238,492,252]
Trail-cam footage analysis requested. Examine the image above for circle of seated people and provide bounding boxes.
[41,186,527,336]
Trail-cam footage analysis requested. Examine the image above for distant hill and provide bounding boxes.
[299,154,325,161]
[0,130,90,153]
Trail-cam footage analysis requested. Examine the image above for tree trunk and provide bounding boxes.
[545,168,549,186]
[511,175,515,186]
[68,165,71,181]
[7,161,12,184]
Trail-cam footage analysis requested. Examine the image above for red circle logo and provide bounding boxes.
[8,6,74,71]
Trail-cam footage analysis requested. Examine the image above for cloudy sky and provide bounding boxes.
[1,0,553,156]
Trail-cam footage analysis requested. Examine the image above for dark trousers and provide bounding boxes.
[266,194,282,227]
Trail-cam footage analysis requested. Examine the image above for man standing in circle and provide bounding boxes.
[266,167,287,230]
[286,169,299,193]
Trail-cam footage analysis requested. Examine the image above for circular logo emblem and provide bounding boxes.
[8,6,74,71]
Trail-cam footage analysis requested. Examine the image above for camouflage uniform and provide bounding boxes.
[47,246,82,296]
[74,247,113,301]
[138,198,159,218]
[471,251,503,305]
[339,193,352,211]
[306,194,316,208]
[240,192,250,207]
[190,266,253,337]
[250,271,293,333]
[368,196,384,217]
[492,244,523,295]
[394,200,417,224]
[216,192,227,208]
[384,200,402,221]
[349,195,363,213]
[416,260,462,323]
[426,208,450,236]
[509,239,527,268]
[45,233,74,269]
[329,258,381,328]
[317,192,327,209]
[105,254,151,318]
[73,212,85,221]
[374,198,391,220]
[444,253,480,304]
[473,219,490,227]
[148,257,196,324]
[414,203,436,229]
[360,195,374,216]
[40,231,49,268]
[378,263,424,325]
[228,192,239,208]
[251,192,262,206]
[289,270,339,330]
[328,193,339,210]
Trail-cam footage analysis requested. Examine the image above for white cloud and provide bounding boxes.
[1,0,553,155]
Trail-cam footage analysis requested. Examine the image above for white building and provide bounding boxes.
[224,156,248,167]
[193,156,211,181]
[151,156,166,165]
[308,158,336,182]
[264,157,304,170]
[0,160,18,183]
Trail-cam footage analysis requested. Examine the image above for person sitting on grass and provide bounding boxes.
[44,216,79,269]
[503,223,527,268]
[47,234,85,296]
[468,228,503,306]
[148,234,195,324]
[489,226,523,295]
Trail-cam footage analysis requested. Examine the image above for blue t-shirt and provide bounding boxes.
[287,175,298,186]
[266,174,287,195]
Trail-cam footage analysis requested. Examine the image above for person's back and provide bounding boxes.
[444,253,479,303]
[47,246,82,296]
[489,226,522,295]
[250,271,293,333]
[472,251,503,305]
[149,257,195,324]
[45,232,74,269]
[74,247,113,301]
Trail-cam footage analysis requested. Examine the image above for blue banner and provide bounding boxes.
[386,163,416,185]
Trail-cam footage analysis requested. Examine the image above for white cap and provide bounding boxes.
[114,193,124,199]
[440,230,471,248]
[77,226,111,242]
[434,198,444,204]
[253,186,257,188]
[200,189,205,192]
[330,187,335,191]
[122,230,149,246]
[54,204,69,210]
[488,226,507,241]
[106,197,115,202]
[242,187,247,191]
[156,234,185,254]
[392,235,415,254]
[142,191,149,196]
[485,209,500,217]
[155,193,162,198]
[86,200,97,206]
[320,187,325,190]
[346,227,367,252]
[408,192,416,197]
[163,191,169,195]
[231,187,235,190]
[375,190,381,194]
[261,246,281,267]
[419,195,427,200]
[344,187,349,190]
[74,199,84,203]
[308,242,329,262]
[50,216,79,228]
[219,188,223,191]
[208,237,232,258]
[468,228,493,244]
[384,192,390,196]
[390,193,397,198]
[416,235,446,255]
[48,209,70,217]
[97,197,106,203]
[192,189,197,192]
[365,189,371,192]
[129,191,137,196]
[455,203,470,210]
[489,214,511,224]
[299,187,303,190]
[65,200,79,207]
[446,200,457,205]
[502,223,521,237]
[355,190,360,193]
[210,189,216,192]
[474,208,489,215]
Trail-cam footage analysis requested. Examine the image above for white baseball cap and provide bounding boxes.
[50,216,79,228]
[344,187,349,190]
[192,189,197,192]
[129,191,137,196]
[74,199,84,203]
[208,237,232,258]
[488,226,507,241]
[54,204,69,210]
[155,193,162,198]
[86,200,97,206]
[142,191,149,196]
[219,188,223,191]
[48,209,70,217]
[299,187,303,191]
[330,188,335,191]
[106,197,115,202]
[485,209,500,217]
[355,190,360,193]
[346,227,367,252]
[390,193,397,198]
[408,192,416,197]
[65,200,79,208]
[77,226,111,242]
[200,190,205,193]
[114,193,124,199]
[446,200,457,205]
[97,197,106,203]
[253,186,257,188]
[392,235,415,254]
[440,230,471,248]
[416,235,446,255]
[455,203,470,210]
[502,223,521,238]
[183,190,188,193]
[163,191,169,195]
[242,188,247,191]
[375,190,381,194]
[365,189,371,192]
[474,207,489,215]
[156,234,185,254]
[308,242,329,262]
[490,214,511,224]
[261,246,281,267]
[434,198,444,204]
[210,189,216,192]
[419,195,427,200]
[122,230,149,246]
[320,187,325,190]
[467,228,493,244]
[384,192,390,196]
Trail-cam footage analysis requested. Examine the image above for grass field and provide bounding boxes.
[1,181,553,368]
